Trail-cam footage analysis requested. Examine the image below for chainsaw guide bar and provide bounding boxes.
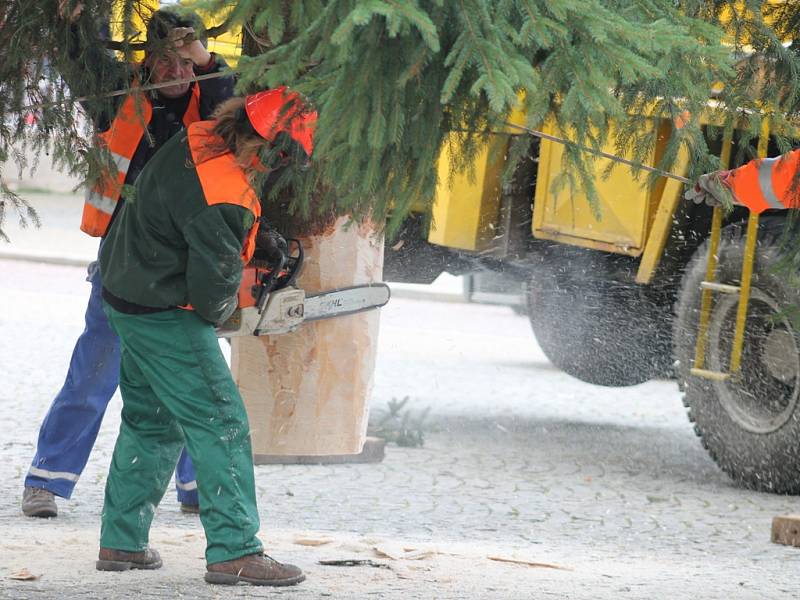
[218,283,391,337]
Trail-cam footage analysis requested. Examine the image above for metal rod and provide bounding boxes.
[699,281,740,294]
[690,368,730,382]
[692,128,734,372]
[728,122,769,373]
[694,205,724,371]
[502,121,692,185]
[730,212,759,373]
[18,82,696,190]
[19,71,232,112]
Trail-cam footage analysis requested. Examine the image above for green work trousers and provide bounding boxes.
[101,304,263,564]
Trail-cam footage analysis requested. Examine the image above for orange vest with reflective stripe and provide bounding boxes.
[186,120,262,263]
[80,82,202,237]
[728,149,800,213]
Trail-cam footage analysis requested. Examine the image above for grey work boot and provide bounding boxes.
[205,553,305,586]
[21,486,57,518]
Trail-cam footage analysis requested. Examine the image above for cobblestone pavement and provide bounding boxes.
[2,259,800,599]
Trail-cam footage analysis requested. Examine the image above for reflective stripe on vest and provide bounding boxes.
[187,120,262,263]
[81,82,202,237]
[728,149,800,214]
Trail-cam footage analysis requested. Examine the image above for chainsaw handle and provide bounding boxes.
[252,239,302,312]
[254,250,286,311]
[284,238,303,287]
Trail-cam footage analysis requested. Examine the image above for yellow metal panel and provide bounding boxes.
[111,0,159,62]
[184,1,242,66]
[638,125,733,284]
[533,119,664,255]
[206,28,242,66]
[428,135,508,252]
[729,125,770,372]
[635,141,691,283]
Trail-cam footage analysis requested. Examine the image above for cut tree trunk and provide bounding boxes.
[231,217,384,455]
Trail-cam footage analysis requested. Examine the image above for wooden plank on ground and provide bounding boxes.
[771,515,800,547]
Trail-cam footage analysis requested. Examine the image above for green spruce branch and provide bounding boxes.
[368,396,432,448]
[3,1,800,240]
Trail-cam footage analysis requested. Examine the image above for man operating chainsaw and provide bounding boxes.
[94,89,315,586]
[22,4,235,518]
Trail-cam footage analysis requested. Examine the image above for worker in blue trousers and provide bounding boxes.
[22,2,235,518]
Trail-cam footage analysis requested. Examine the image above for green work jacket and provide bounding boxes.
[100,131,255,324]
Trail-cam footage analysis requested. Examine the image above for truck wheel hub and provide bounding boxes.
[762,328,798,383]
[707,288,800,434]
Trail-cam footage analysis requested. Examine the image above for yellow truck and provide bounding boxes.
[385,117,800,496]
[131,1,798,494]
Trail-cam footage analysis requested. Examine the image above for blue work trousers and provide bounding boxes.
[25,257,198,505]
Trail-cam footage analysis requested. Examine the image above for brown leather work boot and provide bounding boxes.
[96,547,163,571]
[205,553,305,586]
[180,503,200,515]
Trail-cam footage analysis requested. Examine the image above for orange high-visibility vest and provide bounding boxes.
[80,82,202,237]
[186,120,262,263]
[728,149,800,213]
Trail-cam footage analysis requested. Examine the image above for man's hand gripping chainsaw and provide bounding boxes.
[217,222,390,337]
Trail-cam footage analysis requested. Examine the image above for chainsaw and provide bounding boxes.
[217,226,390,338]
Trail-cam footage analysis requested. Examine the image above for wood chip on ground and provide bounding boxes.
[9,568,40,581]
[487,555,572,570]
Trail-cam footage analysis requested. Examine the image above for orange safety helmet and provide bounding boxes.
[245,87,317,157]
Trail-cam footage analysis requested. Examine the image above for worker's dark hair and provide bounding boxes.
[145,8,206,52]
[192,97,307,187]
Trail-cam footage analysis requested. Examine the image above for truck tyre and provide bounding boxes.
[526,246,670,387]
[673,216,800,494]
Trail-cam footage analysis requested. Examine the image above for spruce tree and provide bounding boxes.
[1,1,799,239]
